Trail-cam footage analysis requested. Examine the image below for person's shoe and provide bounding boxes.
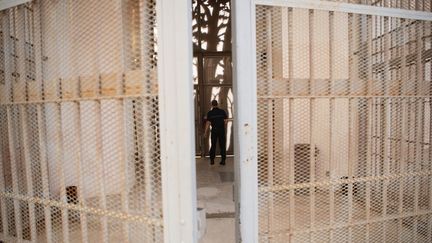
[210,159,215,165]
[219,160,225,166]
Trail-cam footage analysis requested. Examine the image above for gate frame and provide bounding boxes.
[1,0,431,243]
[157,0,197,242]
[232,0,259,242]
[232,0,432,242]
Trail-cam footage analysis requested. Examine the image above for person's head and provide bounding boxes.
[211,100,218,107]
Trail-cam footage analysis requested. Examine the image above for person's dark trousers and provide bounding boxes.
[209,130,226,163]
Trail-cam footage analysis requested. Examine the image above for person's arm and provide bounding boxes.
[204,120,211,137]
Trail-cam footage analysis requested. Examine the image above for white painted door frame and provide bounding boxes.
[232,0,259,243]
[157,0,197,242]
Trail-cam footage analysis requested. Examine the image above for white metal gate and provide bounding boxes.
[255,1,432,242]
[0,0,166,242]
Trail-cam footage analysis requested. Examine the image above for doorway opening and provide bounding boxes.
[192,0,235,242]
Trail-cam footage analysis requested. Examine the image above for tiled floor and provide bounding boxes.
[196,157,235,243]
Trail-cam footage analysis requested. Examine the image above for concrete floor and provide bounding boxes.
[196,157,235,243]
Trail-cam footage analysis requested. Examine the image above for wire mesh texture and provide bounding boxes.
[0,0,162,242]
[327,0,431,12]
[256,4,432,243]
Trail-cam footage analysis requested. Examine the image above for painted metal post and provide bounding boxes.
[156,0,197,242]
[232,0,259,242]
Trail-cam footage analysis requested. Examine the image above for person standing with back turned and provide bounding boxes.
[204,100,228,165]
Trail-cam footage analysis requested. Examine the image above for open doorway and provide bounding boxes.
[192,0,235,242]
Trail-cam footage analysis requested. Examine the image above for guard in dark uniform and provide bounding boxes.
[205,100,228,165]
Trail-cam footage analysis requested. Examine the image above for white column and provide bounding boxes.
[232,0,259,242]
[156,0,196,242]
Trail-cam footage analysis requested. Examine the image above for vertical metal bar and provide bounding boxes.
[95,101,108,243]
[429,99,432,243]
[142,102,152,238]
[309,98,315,239]
[6,106,23,240]
[281,7,290,194]
[328,11,333,96]
[120,99,130,243]
[266,10,273,98]
[382,97,391,241]
[4,10,13,103]
[365,98,372,243]
[329,98,335,241]
[287,8,293,95]
[347,12,354,243]
[56,102,70,243]
[413,19,424,241]
[367,15,373,96]
[19,105,37,242]
[399,98,407,243]
[365,14,373,243]
[117,1,131,239]
[287,9,294,239]
[36,104,52,243]
[232,0,259,242]
[14,5,25,103]
[75,102,88,243]
[348,98,354,243]
[398,19,408,243]
[382,16,391,242]
[267,99,274,232]
[308,9,313,96]
[347,12,353,97]
[328,11,335,241]
[32,0,43,92]
[308,9,315,241]
[265,9,274,233]
[288,98,295,241]
[411,97,419,243]
[0,110,10,239]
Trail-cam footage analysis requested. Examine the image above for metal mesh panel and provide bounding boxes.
[326,0,432,12]
[256,5,432,242]
[0,1,162,242]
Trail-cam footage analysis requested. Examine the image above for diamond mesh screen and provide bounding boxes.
[327,0,431,12]
[256,5,432,242]
[0,1,162,242]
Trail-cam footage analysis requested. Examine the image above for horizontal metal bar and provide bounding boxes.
[261,210,432,237]
[257,95,432,99]
[0,233,32,243]
[0,94,157,106]
[0,0,31,11]
[259,170,432,193]
[254,0,432,21]
[0,192,164,226]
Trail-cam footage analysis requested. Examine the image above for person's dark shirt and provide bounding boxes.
[207,107,228,132]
